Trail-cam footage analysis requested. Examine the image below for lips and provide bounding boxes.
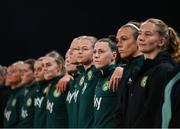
[94,60,100,63]
[118,50,125,54]
[139,43,146,45]
[77,56,83,59]
[138,42,146,46]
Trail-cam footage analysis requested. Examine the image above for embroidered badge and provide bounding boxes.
[53,89,61,98]
[12,99,16,106]
[102,81,109,91]
[26,98,32,106]
[140,76,148,88]
[43,84,51,95]
[87,70,93,80]
[79,76,85,86]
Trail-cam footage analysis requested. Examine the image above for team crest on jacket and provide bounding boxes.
[140,76,148,88]
[26,98,32,106]
[87,70,93,80]
[12,99,16,106]
[43,84,51,95]
[79,76,85,86]
[102,81,109,91]
[53,89,61,98]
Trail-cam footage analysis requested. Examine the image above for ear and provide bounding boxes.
[112,51,117,60]
[57,63,62,72]
[158,36,166,47]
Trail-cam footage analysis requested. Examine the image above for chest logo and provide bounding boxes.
[140,76,148,88]
[46,100,54,113]
[79,76,85,86]
[53,89,61,98]
[43,84,51,95]
[102,81,109,91]
[87,70,93,80]
[34,97,44,108]
[4,109,12,121]
[12,99,16,106]
[94,95,102,110]
[128,77,132,84]
[26,98,32,106]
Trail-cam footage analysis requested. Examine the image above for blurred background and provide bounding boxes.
[0,0,179,66]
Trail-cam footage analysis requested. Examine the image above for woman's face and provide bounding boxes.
[0,68,6,85]
[93,42,116,69]
[77,39,94,65]
[116,27,139,59]
[43,56,61,80]
[34,59,45,81]
[137,21,164,54]
[69,39,79,64]
[65,50,77,73]
[6,65,22,86]
[20,63,34,85]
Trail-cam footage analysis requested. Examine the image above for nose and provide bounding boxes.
[43,67,48,72]
[94,52,99,58]
[77,48,83,54]
[116,41,123,48]
[66,59,70,63]
[69,49,73,55]
[137,34,144,42]
[34,71,38,76]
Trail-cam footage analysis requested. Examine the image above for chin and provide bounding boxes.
[77,59,83,63]
[120,54,127,59]
[95,65,102,69]
[44,75,52,80]
[138,48,146,52]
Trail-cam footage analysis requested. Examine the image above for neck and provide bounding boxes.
[144,50,160,60]
[132,51,143,58]
[68,70,78,75]
[11,82,22,89]
[26,80,35,86]
[83,62,93,70]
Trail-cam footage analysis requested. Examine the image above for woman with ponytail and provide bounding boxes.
[117,18,179,127]
[161,26,180,128]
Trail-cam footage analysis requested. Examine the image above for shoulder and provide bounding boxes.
[154,61,175,73]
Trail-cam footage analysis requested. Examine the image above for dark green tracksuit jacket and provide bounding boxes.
[66,72,82,128]
[117,52,176,127]
[78,65,99,128]
[33,80,49,128]
[3,86,24,128]
[0,86,11,127]
[92,64,118,128]
[46,76,68,128]
[18,82,37,128]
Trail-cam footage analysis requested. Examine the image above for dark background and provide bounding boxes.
[0,0,179,66]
